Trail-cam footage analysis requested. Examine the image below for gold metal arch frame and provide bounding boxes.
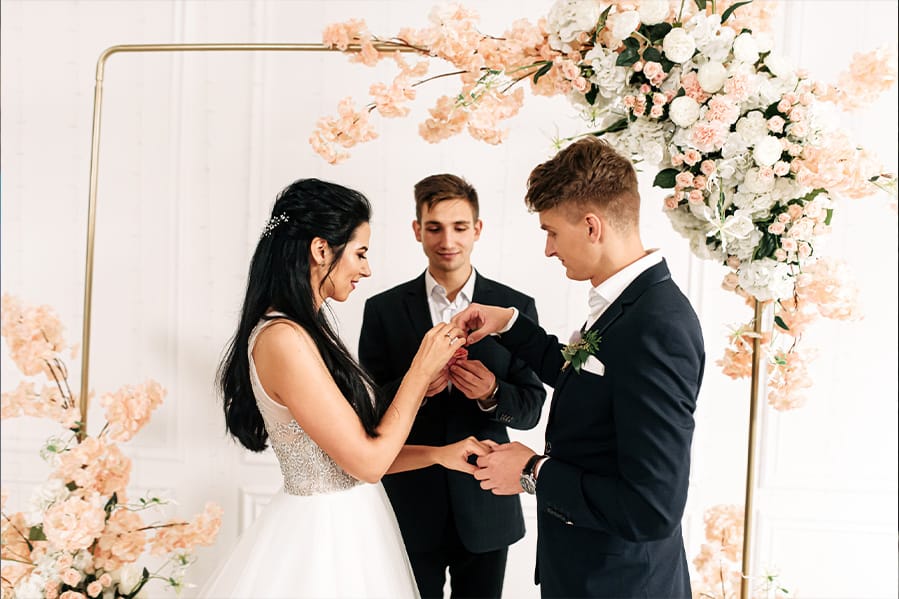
[77,42,764,599]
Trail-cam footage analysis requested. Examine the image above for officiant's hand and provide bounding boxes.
[448,359,496,401]
[425,371,449,397]
[450,303,516,345]
[434,436,493,475]
[474,441,536,495]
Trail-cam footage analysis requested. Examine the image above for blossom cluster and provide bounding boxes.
[1,295,223,599]
[314,0,895,410]
[692,504,790,599]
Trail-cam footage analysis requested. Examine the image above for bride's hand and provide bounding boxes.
[434,436,493,475]
[410,322,466,381]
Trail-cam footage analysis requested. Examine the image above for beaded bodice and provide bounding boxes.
[248,317,361,496]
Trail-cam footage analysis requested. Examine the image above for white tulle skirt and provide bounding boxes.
[198,483,419,599]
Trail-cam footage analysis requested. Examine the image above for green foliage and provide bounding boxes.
[653,168,680,189]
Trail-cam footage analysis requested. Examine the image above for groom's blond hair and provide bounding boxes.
[525,137,640,231]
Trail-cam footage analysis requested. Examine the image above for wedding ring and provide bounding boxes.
[444,333,452,338]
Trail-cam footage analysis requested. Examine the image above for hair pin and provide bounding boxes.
[261,213,290,238]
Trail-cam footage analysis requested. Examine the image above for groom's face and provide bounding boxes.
[413,198,482,277]
[539,206,592,282]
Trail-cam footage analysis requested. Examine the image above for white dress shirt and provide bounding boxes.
[585,249,663,329]
[425,269,476,326]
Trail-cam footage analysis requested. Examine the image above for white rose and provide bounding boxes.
[732,33,759,64]
[669,96,701,127]
[609,10,641,41]
[638,0,670,25]
[722,209,757,241]
[735,111,768,144]
[722,132,750,159]
[701,27,736,62]
[753,135,783,167]
[764,52,794,80]
[663,27,697,63]
[116,564,145,596]
[697,61,727,93]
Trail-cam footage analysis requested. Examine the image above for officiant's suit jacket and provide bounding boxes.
[359,271,546,554]
[498,259,704,598]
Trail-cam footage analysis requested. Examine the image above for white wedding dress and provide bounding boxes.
[199,318,420,599]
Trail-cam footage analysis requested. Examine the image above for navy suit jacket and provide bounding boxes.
[359,271,546,554]
[497,260,704,598]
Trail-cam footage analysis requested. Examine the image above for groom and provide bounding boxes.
[451,138,705,598]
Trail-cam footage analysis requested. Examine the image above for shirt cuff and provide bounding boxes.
[534,456,550,480]
[476,398,498,412]
[497,307,519,334]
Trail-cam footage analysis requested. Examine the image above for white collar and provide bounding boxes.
[592,249,663,308]
[425,268,476,303]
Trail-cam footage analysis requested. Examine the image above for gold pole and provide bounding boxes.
[77,42,413,438]
[740,298,767,598]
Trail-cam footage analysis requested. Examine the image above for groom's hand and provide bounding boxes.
[474,441,535,495]
[450,303,515,345]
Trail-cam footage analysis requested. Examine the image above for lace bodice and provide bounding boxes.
[248,317,361,496]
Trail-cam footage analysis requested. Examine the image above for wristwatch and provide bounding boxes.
[519,454,545,495]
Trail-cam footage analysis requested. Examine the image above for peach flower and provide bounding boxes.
[100,380,165,443]
[43,496,106,552]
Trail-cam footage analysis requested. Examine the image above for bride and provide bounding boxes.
[201,178,487,598]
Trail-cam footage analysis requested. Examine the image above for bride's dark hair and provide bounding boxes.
[218,178,384,452]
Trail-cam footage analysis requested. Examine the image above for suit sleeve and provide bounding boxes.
[490,297,547,430]
[495,310,566,388]
[536,317,703,542]
[359,298,403,403]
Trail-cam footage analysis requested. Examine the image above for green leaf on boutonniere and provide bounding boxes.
[693,0,708,10]
[561,330,602,374]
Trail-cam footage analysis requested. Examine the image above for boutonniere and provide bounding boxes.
[561,329,602,373]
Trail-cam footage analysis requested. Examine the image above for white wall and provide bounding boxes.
[1,1,896,597]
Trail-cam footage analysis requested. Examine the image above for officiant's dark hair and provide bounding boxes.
[218,178,385,452]
[413,173,479,221]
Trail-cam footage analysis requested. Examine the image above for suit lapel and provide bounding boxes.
[547,260,673,429]
[585,260,672,337]
[403,272,434,336]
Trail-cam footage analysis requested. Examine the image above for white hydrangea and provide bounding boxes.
[606,118,669,165]
[583,46,628,100]
[25,478,70,526]
[546,0,603,52]
[740,167,776,193]
[683,13,721,49]
[722,132,750,159]
[738,258,795,301]
[728,227,764,261]
[15,572,47,599]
